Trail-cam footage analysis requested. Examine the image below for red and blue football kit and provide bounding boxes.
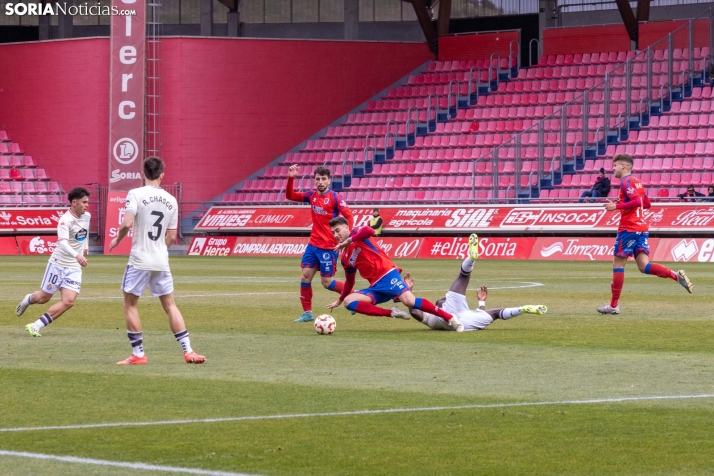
[613,175,651,258]
[606,173,679,310]
[339,227,406,304]
[337,227,456,323]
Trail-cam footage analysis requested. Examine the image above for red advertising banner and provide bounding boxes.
[103,191,133,255]
[188,236,238,256]
[195,204,714,234]
[418,236,535,260]
[0,208,65,233]
[16,235,58,255]
[532,237,659,261]
[109,0,145,190]
[0,236,19,255]
[651,238,714,263]
[230,236,309,257]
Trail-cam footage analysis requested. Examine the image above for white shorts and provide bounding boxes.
[121,265,174,297]
[40,262,82,294]
[421,291,494,331]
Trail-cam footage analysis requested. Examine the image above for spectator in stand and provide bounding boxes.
[578,168,611,203]
[707,186,714,202]
[369,208,383,236]
[677,185,705,202]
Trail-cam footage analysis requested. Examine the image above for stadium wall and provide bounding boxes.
[438,30,520,61]
[543,24,630,56]
[160,37,433,206]
[0,38,110,190]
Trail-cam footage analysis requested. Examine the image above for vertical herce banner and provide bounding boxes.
[105,0,145,254]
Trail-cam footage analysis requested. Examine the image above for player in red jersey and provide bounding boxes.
[597,153,693,314]
[326,217,464,332]
[286,165,354,322]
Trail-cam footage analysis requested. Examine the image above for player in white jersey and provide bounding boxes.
[406,234,547,331]
[109,156,205,365]
[16,188,91,337]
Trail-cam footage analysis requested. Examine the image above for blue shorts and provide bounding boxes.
[613,231,650,258]
[300,244,337,277]
[356,269,409,305]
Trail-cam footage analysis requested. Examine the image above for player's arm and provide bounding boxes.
[165,229,177,248]
[477,286,488,310]
[285,165,307,202]
[327,267,356,311]
[57,219,87,267]
[335,226,374,252]
[165,206,179,248]
[109,210,135,251]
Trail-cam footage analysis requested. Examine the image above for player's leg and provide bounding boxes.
[484,305,548,320]
[343,292,395,317]
[598,254,627,314]
[17,262,58,317]
[398,290,464,332]
[634,239,693,293]
[448,234,479,295]
[116,292,147,365]
[157,293,206,364]
[318,249,344,294]
[296,247,320,322]
[117,265,148,365]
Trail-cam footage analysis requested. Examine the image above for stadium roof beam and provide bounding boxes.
[438,0,452,36]
[408,0,439,54]
[217,0,239,12]
[636,0,651,22]
[615,0,639,44]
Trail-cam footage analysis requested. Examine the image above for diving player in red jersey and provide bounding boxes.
[326,217,464,332]
[597,154,693,314]
[286,165,354,322]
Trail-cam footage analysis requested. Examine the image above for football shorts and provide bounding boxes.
[121,265,174,297]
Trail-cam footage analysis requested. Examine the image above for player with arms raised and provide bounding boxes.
[598,153,693,314]
[406,234,547,331]
[286,165,353,322]
[110,157,205,365]
[326,217,464,332]
[16,187,91,337]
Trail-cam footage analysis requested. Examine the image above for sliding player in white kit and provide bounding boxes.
[109,157,205,365]
[16,188,91,336]
[406,234,548,331]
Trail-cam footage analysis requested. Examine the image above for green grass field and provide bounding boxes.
[1,255,713,475]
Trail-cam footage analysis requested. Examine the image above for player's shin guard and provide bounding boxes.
[346,301,392,317]
[610,268,625,308]
[413,297,453,321]
[127,331,145,358]
[299,282,313,312]
[643,263,677,280]
[327,279,344,294]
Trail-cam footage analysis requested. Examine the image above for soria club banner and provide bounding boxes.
[0,208,65,233]
[108,0,145,190]
[106,0,145,254]
[194,203,714,233]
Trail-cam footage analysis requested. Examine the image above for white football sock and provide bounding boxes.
[174,330,193,353]
[461,257,475,274]
[499,308,523,319]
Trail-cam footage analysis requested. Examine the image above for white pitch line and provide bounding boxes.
[0,283,545,301]
[1,394,712,434]
[0,450,260,476]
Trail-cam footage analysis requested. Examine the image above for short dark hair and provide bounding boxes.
[687,184,695,189]
[144,156,165,181]
[329,216,348,228]
[314,166,331,178]
[373,208,380,212]
[67,187,90,203]
[613,153,633,166]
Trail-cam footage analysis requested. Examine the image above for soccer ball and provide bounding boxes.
[314,314,336,335]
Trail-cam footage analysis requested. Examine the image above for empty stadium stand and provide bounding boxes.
[0,130,64,206]
[222,41,713,205]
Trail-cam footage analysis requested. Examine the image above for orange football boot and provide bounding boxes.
[116,355,148,365]
[184,351,206,364]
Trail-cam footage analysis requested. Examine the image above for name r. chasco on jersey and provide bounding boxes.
[142,195,174,210]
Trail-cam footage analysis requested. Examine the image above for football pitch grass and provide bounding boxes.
[1,255,713,475]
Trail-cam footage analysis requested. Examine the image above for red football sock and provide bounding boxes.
[646,263,677,280]
[328,280,344,294]
[610,270,624,308]
[414,298,453,321]
[353,301,392,317]
[299,283,312,312]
